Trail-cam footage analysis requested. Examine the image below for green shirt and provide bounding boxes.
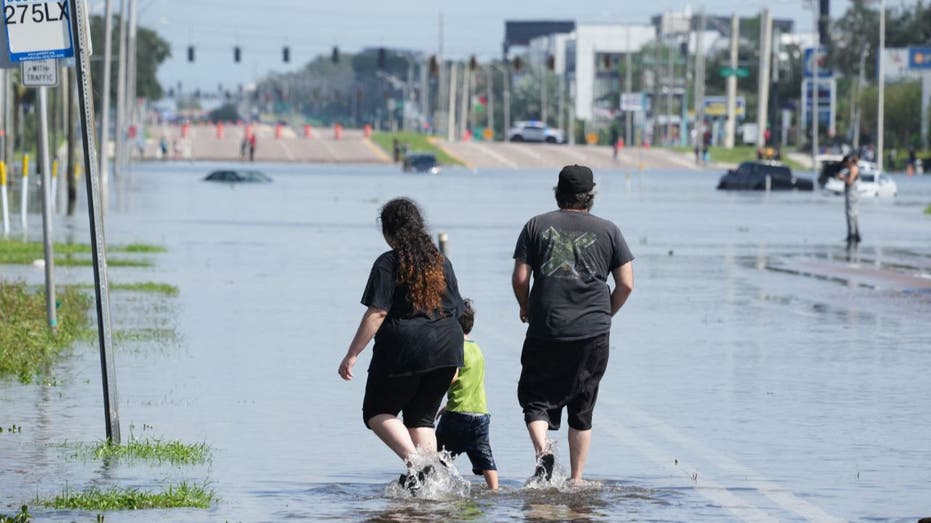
[446,339,488,414]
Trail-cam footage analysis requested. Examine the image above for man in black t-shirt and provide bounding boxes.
[512,164,634,485]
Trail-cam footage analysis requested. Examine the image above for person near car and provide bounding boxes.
[338,197,465,488]
[837,154,861,245]
[248,133,257,162]
[511,165,634,485]
[907,148,917,176]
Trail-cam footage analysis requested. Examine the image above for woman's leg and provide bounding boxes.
[408,427,437,453]
[402,367,457,453]
[368,414,417,461]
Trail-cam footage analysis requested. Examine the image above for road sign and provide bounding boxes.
[803,47,832,78]
[620,92,645,112]
[702,95,745,118]
[21,58,57,86]
[4,0,74,62]
[719,67,749,78]
[908,47,931,69]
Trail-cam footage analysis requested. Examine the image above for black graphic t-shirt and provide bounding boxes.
[362,251,464,377]
[513,210,634,341]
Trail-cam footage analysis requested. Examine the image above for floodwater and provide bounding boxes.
[2,161,930,522]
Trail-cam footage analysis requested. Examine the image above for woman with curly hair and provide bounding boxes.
[339,197,465,480]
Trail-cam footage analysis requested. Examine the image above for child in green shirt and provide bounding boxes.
[436,299,498,490]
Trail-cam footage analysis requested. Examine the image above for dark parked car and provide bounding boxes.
[717,161,813,191]
[402,153,440,174]
[204,169,272,183]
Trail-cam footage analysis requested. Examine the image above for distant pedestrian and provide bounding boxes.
[837,154,861,245]
[512,165,634,485]
[248,133,257,162]
[610,126,619,160]
[435,299,498,490]
[240,136,249,161]
[338,197,465,493]
[159,136,169,160]
[907,148,917,176]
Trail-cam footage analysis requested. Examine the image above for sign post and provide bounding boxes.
[63,0,121,444]
[37,84,57,329]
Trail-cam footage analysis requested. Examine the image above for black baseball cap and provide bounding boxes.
[557,165,595,193]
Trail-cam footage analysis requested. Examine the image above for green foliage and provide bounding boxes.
[86,438,211,466]
[89,14,172,110]
[111,282,178,296]
[0,282,92,383]
[860,82,922,148]
[0,506,31,523]
[42,483,215,510]
[0,239,163,267]
[371,132,465,166]
[925,204,931,215]
[208,104,242,123]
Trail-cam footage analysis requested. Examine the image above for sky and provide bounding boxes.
[88,0,858,92]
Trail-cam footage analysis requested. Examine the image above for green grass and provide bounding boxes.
[0,506,32,523]
[0,239,163,267]
[0,282,92,383]
[370,131,466,166]
[925,204,931,215]
[89,438,212,465]
[41,482,215,510]
[79,282,179,296]
[668,145,807,171]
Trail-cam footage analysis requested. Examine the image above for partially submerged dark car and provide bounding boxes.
[204,169,272,183]
[717,161,814,191]
[402,153,440,174]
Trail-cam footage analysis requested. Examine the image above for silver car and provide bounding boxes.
[508,121,565,143]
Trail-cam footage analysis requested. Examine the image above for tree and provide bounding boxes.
[89,15,171,111]
[860,82,922,148]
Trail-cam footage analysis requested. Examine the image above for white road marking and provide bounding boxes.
[610,402,845,522]
[600,417,780,522]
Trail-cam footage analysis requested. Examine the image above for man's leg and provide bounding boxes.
[368,414,416,461]
[568,427,592,481]
[527,420,550,457]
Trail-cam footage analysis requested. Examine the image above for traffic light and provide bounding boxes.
[187,46,195,62]
[234,46,241,63]
[331,46,339,64]
[283,46,290,63]
[428,55,438,76]
[469,55,477,71]
[377,47,386,69]
[546,54,555,71]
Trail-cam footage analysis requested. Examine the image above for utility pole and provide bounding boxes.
[541,66,548,125]
[486,66,494,133]
[852,43,868,149]
[877,0,886,172]
[724,14,739,149]
[626,26,633,147]
[666,44,673,145]
[503,65,511,137]
[99,0,113,199]
[756,9,772,149]
[114,0,128,177]
[126,0,138,162]
[459,63,469,140]
[694,10,706,150]
[811,4,819,172]
[447,62,457,142]
[38,86,57,330]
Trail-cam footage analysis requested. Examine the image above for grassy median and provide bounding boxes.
[370,132,465,166]
[0,282,91,383]
[0,239,165,268]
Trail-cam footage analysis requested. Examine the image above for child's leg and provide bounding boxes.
[482,470,499,490]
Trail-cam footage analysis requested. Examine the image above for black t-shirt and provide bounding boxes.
[513,209,634,341]
[361,251,464,377]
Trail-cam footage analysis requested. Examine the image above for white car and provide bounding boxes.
[824,161,898,197]
[508,121,565,143]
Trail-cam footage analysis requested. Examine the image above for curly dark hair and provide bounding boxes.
[380,198,446,313]
[458,298,475,335]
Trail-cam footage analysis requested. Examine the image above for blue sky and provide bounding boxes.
[89,0,859,91]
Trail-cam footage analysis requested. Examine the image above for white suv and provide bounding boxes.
[508,121,565,143]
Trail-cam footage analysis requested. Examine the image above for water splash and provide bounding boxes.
[523,439,568,490]
[384,449,471,501]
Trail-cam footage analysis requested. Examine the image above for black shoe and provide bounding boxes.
[399,465,435,495]
[531,453,554,482]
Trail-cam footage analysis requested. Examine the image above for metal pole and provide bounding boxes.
[665,44,673,145]
[503,66,511,137]
[66,70,76,216]
[852,44,867,150]
[438,232,448,256]
[4,70,12,166]
[459,65,470,140]
[99,0,113,199]
[557,67,565,136]
[69,0,121,444]
[38,86,57,330]
[695,10,706,152]
[625,26,633,147]
[126,0,138,164]
[486,66,494,133]
[756,9,772,149]
[447,62,457,142]
[812,5,819,172]
[541,67,547,125]
[877,0,886,172]
[724,14,739,149]
[114,0,128,177]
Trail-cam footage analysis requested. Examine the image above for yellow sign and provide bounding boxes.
[585,132,599,145]
[483,128,494,141]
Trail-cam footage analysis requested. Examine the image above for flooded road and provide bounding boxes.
[2,162,930,521]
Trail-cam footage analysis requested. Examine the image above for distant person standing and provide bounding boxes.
[837,154,861,245]
[511,165,634,485]
[240,136,249,161]
[248,133,257,162]
[907,148,917,176]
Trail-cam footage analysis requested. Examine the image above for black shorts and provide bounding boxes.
[517,333,609,431]
[362,366,457,429]
[436,411,496,475]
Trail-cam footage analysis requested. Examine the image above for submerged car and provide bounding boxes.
[717,161,814,191]
[402,153,440,174]
[204,169,272,183]
[822,161,898,197]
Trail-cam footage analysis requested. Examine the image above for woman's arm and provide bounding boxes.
[338,306,388,381]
